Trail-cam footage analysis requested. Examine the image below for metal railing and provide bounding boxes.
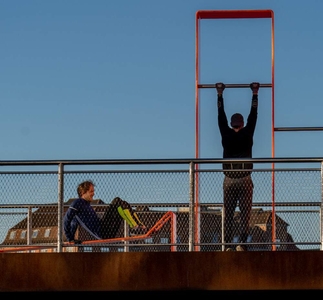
[0,157,322,252]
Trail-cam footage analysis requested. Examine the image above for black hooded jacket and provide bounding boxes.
[217,94,258,178]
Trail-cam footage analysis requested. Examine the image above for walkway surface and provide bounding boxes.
[1,251,323,292]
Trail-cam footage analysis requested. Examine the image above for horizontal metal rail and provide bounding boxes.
[0,202,321,209]
[0,157,323,166]
[275,127,323,132]
[197,83,272,89]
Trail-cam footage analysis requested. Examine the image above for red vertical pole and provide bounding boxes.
[270,13,276,251]
[194,14,201,251]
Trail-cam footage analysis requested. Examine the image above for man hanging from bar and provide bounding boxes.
[216,82,259,251]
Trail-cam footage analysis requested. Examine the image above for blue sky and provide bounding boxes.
[1,0,323,161]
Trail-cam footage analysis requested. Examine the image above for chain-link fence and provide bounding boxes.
[0,158,322,252]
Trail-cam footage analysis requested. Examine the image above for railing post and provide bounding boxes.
[221,205,225,251]
[189,161,195,251]
[57,163,64,253]
[27,207,32,246]
[124,220,129,252]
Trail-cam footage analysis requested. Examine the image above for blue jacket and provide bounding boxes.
[63,198,101,241]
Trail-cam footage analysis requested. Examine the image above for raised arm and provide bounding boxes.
[246,82,260,132]
[216,82,229,134]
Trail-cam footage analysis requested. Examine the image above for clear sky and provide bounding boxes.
[1,0,323,161]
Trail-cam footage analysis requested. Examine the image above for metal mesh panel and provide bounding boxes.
[197,168,321,251]
[0,161,322,252]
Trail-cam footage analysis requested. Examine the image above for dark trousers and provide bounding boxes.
[223,175,253,246]
[99,197,138,239]
[100,197,126,239]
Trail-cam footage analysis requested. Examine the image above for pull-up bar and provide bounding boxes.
[198,83,272,89]
[275,127,323,132]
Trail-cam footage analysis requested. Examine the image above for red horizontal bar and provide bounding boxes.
[196,9,274,20]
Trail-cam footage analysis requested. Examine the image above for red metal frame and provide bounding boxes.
[195,9,276,250]
[0,211,177,253]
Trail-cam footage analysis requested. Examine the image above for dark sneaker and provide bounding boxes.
[236,245,247,251]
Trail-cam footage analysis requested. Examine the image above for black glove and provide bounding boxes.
[215,82,225,95]
[250,82,260,94]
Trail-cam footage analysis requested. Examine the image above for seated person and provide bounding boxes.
[63,180,146,244]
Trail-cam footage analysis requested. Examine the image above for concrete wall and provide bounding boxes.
[1,251,323,292]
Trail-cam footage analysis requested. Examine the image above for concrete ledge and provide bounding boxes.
[1,251,323,292]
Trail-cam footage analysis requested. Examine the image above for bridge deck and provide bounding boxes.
[1,251,322,293]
